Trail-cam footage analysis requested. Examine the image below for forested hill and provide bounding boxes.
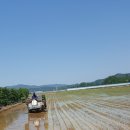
[101,73,130,84]
[77,73,130,87]
[5,73,130,92]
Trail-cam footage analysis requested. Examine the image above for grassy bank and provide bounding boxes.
[0,103,23,113]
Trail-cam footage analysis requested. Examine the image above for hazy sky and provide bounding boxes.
[0,0,130,86]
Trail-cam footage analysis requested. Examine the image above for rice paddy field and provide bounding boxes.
[46,86,130,130]
[0,85,130,130]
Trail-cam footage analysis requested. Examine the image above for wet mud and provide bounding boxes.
[0,104,48,130]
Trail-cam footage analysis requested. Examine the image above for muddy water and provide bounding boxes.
[0,104,48,130]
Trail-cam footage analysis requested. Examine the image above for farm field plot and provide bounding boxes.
[46,86,130,130]
[0,85,130,130]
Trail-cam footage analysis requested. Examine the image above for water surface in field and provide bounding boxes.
[0,104,48,130]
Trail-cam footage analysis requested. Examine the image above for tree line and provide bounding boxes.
[61,74,130,89]
[0,87,29,106]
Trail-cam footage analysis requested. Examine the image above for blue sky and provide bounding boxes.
[0,0,130,86]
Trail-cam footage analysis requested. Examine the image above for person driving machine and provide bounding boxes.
[32,92,38,100]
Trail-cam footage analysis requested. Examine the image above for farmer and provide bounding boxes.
[32,92,38,100]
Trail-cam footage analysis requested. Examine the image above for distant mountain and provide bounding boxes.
[6,84,67,91]
[6,73,130,92]
[6,84,37,89]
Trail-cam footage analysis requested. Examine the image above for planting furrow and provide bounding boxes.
[68,99,117,130]
[56,97,84,130]
[74,98,130,129]
[74,96,130,124]
[51,95,62,130]
[47,98,54,130]
[55,99,76,130]
[60,98,96,130]
[67,102,106,130]
[53,95,68,130]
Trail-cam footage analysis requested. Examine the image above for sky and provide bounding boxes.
[0,0,130,86]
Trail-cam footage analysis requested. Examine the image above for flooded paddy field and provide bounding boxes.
[0,86,130,130]
[0,103,48,130]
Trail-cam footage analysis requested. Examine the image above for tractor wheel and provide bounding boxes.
[41,105,44,112]
[28,109,31,113]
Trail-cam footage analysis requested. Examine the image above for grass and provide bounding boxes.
[47,85,130,97]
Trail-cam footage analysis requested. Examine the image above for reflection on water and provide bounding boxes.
[25,113,48,130]
[0,104,27,130]
[0,104,48,130]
